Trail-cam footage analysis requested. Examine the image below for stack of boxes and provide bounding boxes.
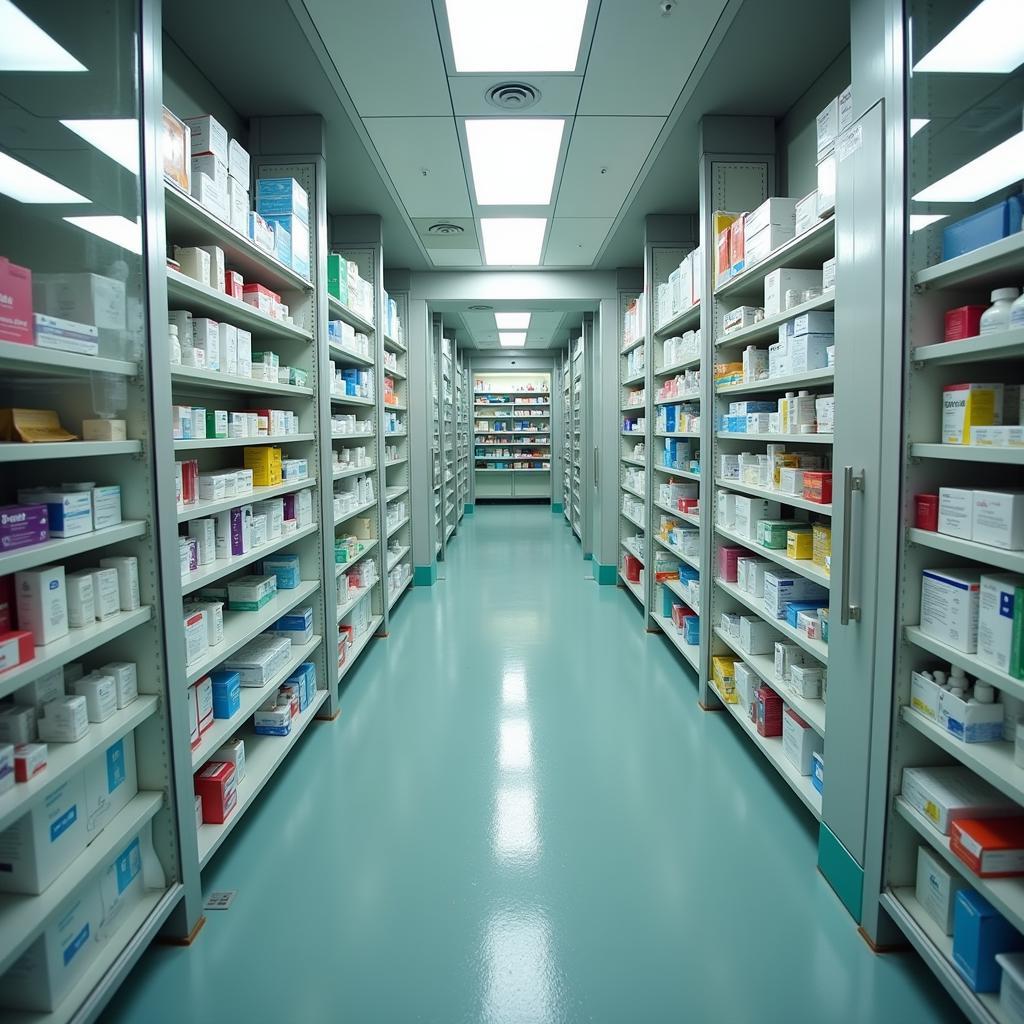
[656,248,703,328]
[327,254,375,325]
[255,177,310,281]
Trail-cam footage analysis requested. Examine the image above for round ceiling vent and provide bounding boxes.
[427,222,465,235]
[468,304,494,311]
[485,82,541,111]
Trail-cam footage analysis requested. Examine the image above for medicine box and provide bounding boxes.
[973,491,1024,550]
[739,615,775,655]
[978,574,1023,673]
[224,635,291,686]
[941,687,1005,743]
[954,889,1024,993]
[910,671,943,723]
[744,224,793,268]
[16,565,69,646]
[183,114,228,163]
[0,504,48,553]
[254,703,291,736]
[84,733,137,839]
[916,845,967,935]
[69,672,116,723]
[951,818,1024,878]
[194,761,236,825]
[764,269,823,317]
[270,606,314,644]
[763,572,827,619]
[255,177,309,223]
[210,670,241,719]
[943,383,1003,444]
[227,574,277,611]
[920,568,981,654]
[939,488,973,539]
[901,766,1015,835]
[782,708,822,775]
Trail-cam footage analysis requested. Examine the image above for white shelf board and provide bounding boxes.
[715,291,836,350]
[330,393,375,408]
[619,571,645,607]
[333,462,375,480]
[387,544,411,571]
[0,440,141,463]
[622,403,647,414]
[621,481,645,499]
[334,430,375,441]
[621,507,646,530]
[388,574,413,610]
[385,485,409,501]
[715,522,831,588]
[327,295,374,334]
[621,334,645,356]
[653,534,700,572]
[915,232,1024,292]
[654,302,701,338]
[335,539,379,576]
[181,522,318,596]
[386,364,407,380]
[387,514,411,538]
[198,688,329,869]
[621,370,646,386]
[171,364,312,398]
[0,607,152,700]
[653,465,700,482]
[338,615,383,684]
[655,430,699,439]
[334,498,377,527]
[166,268,313,342]
[177,477,315,524]
[713,627,825,735]
[717,368,834,396]
[185,580,320,685]
[913,327,1024,367]
[717,431,833,445]
[336,583,376,623]
[0,339,137,378]
[384,334,406,353]
[911,443,1024,465]
[621,539,645,566]
[652,613,699,671]
[909,527,1024,574]
[904,625,1024,703]
[653,354,700,377]
[328,342,374,368]
[621,430,645,438]
[654,392,700,406]
[174,433,314,451]
[0,521,147,577]
[715,476,832,516]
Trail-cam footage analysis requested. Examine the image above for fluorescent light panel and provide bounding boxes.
[914,0,1024,73]
[481,218,546,266]
[466,119,563,205]
[0,151,89,204]
[61,119,139,175]
[0,0,86,71]
[495,313,531,329]
[913,130,1024,202]
[499,333,527,348]
[64,215,142,254]
[445,0,587,73]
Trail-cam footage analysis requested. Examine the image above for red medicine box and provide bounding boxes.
[623,554,642,583]
[0,630,33,674]
[951,817,1024,878]
[224,271,244,300]
[915,493,939,531]
[803,471,833,505]
[0,257,32,345]
[944,305,986,343]
[194,760,237,824]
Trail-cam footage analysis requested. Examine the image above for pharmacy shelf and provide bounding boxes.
[387,514,411,538]
[330,393,375,407]
[904,626,1024,704]
[181,521,318,596]
[901,706,1023,806]
[621,481,645,499]
[386,364,407,380]
[622,370,646,386]
[894,796,1024,937]
[715,522,830,588]
[619,571,645,607]
[184,580,319,686]
[174,433,314,451]
[326,295,374,334]
[166,268,313,342]
[334,498,377,526]
[387,544,411,571]
[653,465,700,482]
[654,354,701,377]
[621,539,645,565]
[654,534,700,572]
[708,678,823,819]
[338,616,383,684]
[652,613,700,671]
[655,431,699,440]
[333,462,375,480]
[621,507,646,530]
[621,430,646,438]
[681,512,700,528]
[328,343,374,368]
[0,440,142,463]
[621,334,645,356]
[171,364,313,398]
[622,455,647,468]
[915,232,1024,292]
[654,391,700,406]
[385,485,409,501]
[336,583,375,623]
[177,477,315,524]
[717,431,834,445]
[714,217,836,300]
[384,334,406,353]
[910,443,1024,465]
[881,888,1003,1024]
[165,185,311,292]
[908,527,1024,574]
[474,430,550,436]
[622,403,647,414]
[717,368,834,396]
[714,291,836,350]
[714,476,832,516]
[476,443,551,449]
[190,635,322,769]
[0,339,137,378]
[388,573,412,610]
[714,626,826,736]
[0,607,152,701]
[384,430,407,438]
[386,401,408,412]
[912,327,1024,367]
[717,577,828,664]
[335,539,379,576]
[654,302,701,338]
[334,430,375,441]
[663,578,694,606]
[198,687,329,869]
[0,521,147,577]
[0,791,163,977]
[475,468,549,473]
[0,695,159,835]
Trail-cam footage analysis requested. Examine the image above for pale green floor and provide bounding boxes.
[104,505,961,1024]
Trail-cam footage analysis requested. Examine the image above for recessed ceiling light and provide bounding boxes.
[914,0,1024,73]
[445,0,588,73]
[909,118,930,137]
[495,313,531,329]
[0,0,86,71]
[0,151,89,204]
[499,332,527,348]
[912,131,1024,202]
[61,119,139,175]
[910,213,947,232]
[64,215,142,254]
[466,119,563,205]
[480,218,546,266]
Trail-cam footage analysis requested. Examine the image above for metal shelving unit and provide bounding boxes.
[618,286,648,605]
[570,334,585,540]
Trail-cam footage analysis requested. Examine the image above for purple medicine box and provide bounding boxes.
[0,504,48,552]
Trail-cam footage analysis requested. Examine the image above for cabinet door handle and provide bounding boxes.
[593,446,599,487]
[840,466,864,625]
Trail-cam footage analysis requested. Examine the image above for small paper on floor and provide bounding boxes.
[204,891,237,911]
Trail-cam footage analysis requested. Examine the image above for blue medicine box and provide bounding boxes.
[786,600,826,628]
[263,553,301,590]
[662,586,679,618]
[811,752,824,793]
[288,662,316,710]
[665,406,677,433]
[210,670,240,720]
[953,889,1024,992]
[255,177,309,223]
[272,221,291,269]
[942,194,1024,261]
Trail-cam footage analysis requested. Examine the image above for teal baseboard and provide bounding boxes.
[595,562,617,585]
[583,552,592,561]
[413,564,437,587]
[817,822,864,922]
[551,502,563,514]
[464,504,475,515]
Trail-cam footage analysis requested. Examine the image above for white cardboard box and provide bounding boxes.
[978,573,1024,673]
[938,487,973,540]
[15,565,68,646]
[84,732,138,839]
[916,844,967,935]
[764,268,823,317]
[901,765,1015,834]
[920,567,981,653]
[782,708,822,775]
[973,491,1024,550]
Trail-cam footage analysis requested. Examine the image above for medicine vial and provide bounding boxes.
[979,287,1020,334]
[973,681,995,704]
[169,324,181,365]
[1010,288,1024,327]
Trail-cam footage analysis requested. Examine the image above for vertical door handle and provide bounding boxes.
[840,466,864,625]
[593,446,599,487]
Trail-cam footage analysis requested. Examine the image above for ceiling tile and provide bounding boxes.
[302,0,451,116]
[554,116,664,217]
[363,118,472,217]
[543,218,614,265]
[448,76,584,117]
[579,0,729,115]
[427,248,482,266]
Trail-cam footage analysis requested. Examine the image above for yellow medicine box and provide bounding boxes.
[812,524,832,571]
[786,528,814,560]
[712,656,738,702]
[243,445,282,486]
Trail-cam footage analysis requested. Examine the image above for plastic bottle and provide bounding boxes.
[979,287,1020,335]
[973,681,995,704]
[168,324,181,365]
[933,670,947,689]
[1010,289,1024,328]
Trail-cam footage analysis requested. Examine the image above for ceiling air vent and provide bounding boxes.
[427,222,465,235]
[468,305,494,311]
[485,82,541,111]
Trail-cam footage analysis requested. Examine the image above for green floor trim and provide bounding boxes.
[464,503,475,515]
[551,502,564,514]
[818,822,864,922]
[413,563,437,587]
[595,562,617,585]
[583,552,592,561]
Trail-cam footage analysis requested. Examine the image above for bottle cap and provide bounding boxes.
[974,681,996,703]
[992,287,1020,302]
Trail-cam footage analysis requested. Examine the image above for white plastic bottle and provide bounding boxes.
[168,323,181,365]
[1010,289,1024,328]
[973,681,995,704]
[980,287,1021,334]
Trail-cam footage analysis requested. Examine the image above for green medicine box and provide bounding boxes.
[758,520,793,549]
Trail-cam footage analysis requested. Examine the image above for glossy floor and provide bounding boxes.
[106,505,960,1024]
